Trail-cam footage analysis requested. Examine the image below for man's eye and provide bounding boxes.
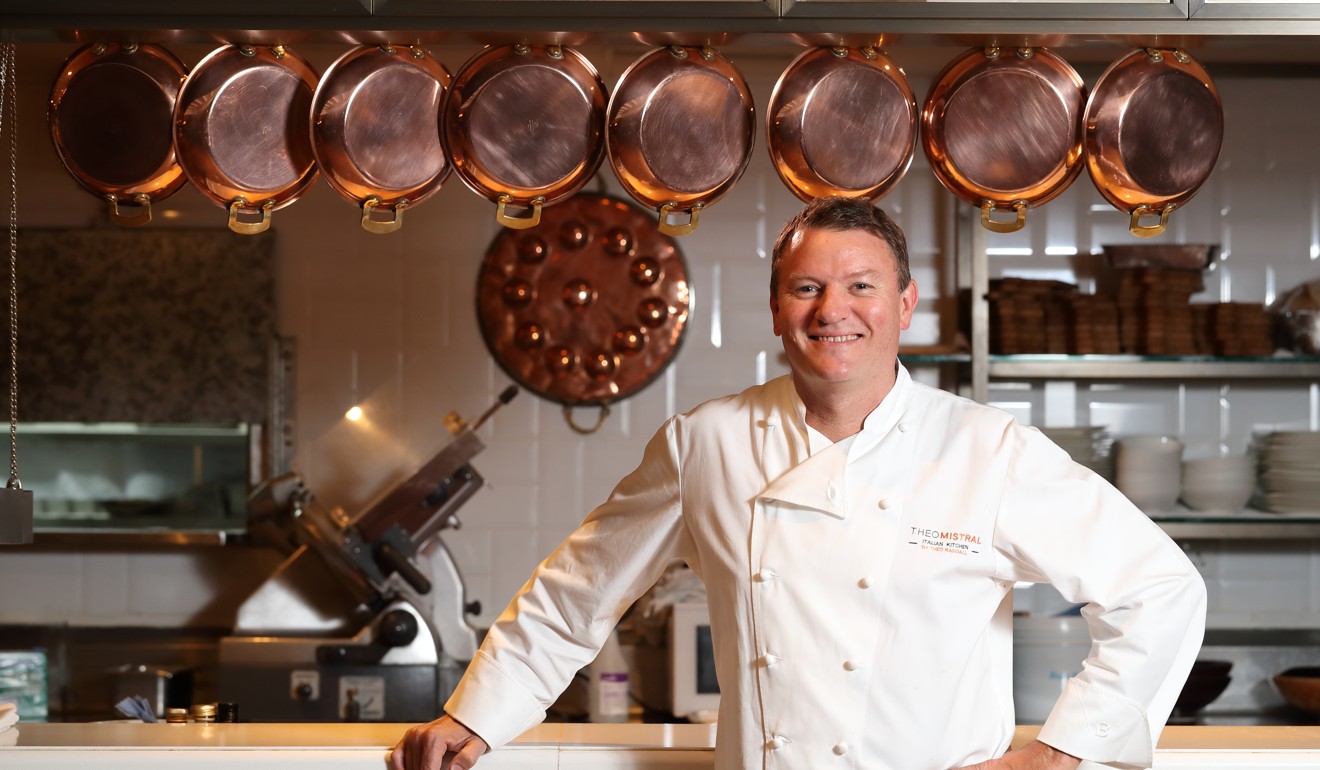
[853,283,873,291]
[794,285,819,295]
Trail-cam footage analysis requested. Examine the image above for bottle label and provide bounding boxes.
[597,675,629,716]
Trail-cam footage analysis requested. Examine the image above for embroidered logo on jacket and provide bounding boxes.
[907,526,982,555]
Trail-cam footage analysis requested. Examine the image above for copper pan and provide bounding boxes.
[476,192,690,433]
[48,43,188,226]
[442,44,607,231]
[312,44,451,234]
[173,44,319,235]
[607,45,755,236]
[1085,48,1223,238]
[767,46,917,202]
[922,47,1086,234]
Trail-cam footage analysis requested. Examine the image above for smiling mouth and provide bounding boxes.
[812,334,862,343]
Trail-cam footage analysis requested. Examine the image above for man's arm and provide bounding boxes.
[389,715,488,770]
[959,740,1081,770]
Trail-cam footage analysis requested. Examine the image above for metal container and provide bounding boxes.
[110,664,193,719]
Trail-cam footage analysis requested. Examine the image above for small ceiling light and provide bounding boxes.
[345,405,364,421]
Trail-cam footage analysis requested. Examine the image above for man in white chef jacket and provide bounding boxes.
[390,197,1207,770]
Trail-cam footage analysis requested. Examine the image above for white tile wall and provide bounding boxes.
[0,42,1318,632]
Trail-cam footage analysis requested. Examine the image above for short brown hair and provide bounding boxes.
[770,197,910,296]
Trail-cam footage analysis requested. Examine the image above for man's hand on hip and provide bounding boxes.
[957,739,1083,770]
[389,715,489,770]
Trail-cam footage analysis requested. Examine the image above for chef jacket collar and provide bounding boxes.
[791,364,915,458]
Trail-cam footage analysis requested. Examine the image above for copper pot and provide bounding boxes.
[48,42,188,226]
[922,46,1086,234]
[476,192,690,432]
[312,43,452,234]
[442,44,607,231]
[767,46,917,202]
[1084,48,1223,238]
[607,45,755,236]
[173,44,319,235]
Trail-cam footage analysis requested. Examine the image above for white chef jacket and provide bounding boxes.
[447,366,1207,770]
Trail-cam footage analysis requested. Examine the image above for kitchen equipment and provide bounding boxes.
[476,192,690,433]
[766,46,917,202]
[1173,659,1232,719]
[443,44,607,230]
[218,388,515,721]
[1101,243,1218,271]
[173,44,319,234]
[1012,614,1090,724]
[109,664,193,719]
[1180,455,1255,512]
[1270,279,1320,355]
[47,42,189,226]
[1084,48,1223,238]
[0,41,30,547]
[1114,435,1184,512]
[922,47,1085,234]
[1252,430,1320,513]
[1274,667,1320,715]
[607,45,755,236]
[312,43,452,234]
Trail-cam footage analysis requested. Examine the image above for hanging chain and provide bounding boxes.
[3,41,19,490]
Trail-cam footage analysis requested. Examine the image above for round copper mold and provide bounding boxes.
[312,43,452,234]
[443,44,608,230]
[48,42,189,226]
[922,47,1086,233]
[1085,48,1223,238]
[607,46,755,236]
[477,192,690,408]
[174,44,320,234]
[767,46,917,202]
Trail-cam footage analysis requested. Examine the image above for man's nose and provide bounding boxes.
[814,286,848,323]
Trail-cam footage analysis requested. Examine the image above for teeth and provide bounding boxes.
[816,335,860,342]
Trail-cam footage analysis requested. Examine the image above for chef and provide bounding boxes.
[390,197,1207,770]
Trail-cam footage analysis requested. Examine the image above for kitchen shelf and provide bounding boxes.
[1153,510,1320,539]
[987,355,1320,380]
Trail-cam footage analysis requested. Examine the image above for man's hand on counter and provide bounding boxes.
[389,715,489,770]
[957,739,1082,770]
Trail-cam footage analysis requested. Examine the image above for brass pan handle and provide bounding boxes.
[980,199,1027,234]
[658,201,703,237]
[1129,204,1171,238]
[361,196,410,234]
[496,194,544,230]
[563,403,610,435]
[105,193,153,227]
[228,197,275,235]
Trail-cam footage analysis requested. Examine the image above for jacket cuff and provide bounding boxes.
[443,649,546,751]
[1036,678,1153,770]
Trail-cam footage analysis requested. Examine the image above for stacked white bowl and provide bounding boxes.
[1181,455,1257,512]
[1115,436,1184,512]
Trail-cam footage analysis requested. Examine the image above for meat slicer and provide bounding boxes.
[218,388,516,722]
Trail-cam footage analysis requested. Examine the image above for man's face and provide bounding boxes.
[770,227,918,394]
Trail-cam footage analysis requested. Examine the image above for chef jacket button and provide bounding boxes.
[759,653,783,668]
[877,498,889,510]
[858,576,873,589]
[898,421,910,433]
[754,568,777,583]
[832,742,849,756]
[843,659,859,672]
[767,735,790,751]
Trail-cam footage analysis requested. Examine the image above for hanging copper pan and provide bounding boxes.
[173,44,319,235]
[767,46,917,202]
[477,191,689,433]
[312,44,452,234]
[607,45,755,237]
[48,42,188,226]
[1085,48,1223,239]
[922,46,1086,234]
[443,44,607,231]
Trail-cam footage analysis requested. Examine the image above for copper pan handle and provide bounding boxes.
[361,196,410,234]
[980,200,1027,234]
[658,201,703,237]
[1129,204,1171,238]
[496,194,544,230]
[105,193,153,227]
[563,403,610,434]
[228,198,275,235]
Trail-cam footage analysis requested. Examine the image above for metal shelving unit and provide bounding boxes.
[987,355,1320,380]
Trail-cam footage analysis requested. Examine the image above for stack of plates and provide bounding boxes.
[1254,431,1320,513]
[1115,435,1184,513]
[1041,426,1114,482]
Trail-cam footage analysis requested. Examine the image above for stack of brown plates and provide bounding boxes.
[1209,303,1274,356]
[1066,295,1122,354]
[988,278,1078,354]
[1112,268,1203,354]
